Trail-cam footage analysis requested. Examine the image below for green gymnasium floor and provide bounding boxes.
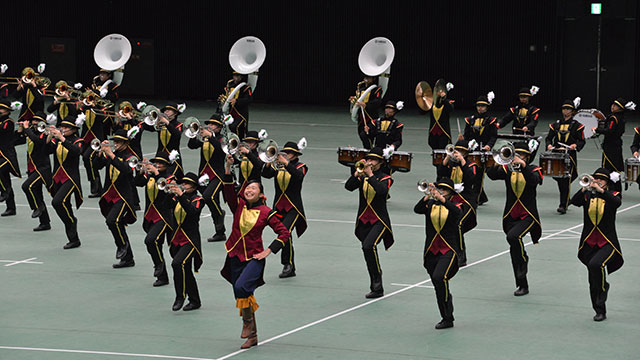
[2,102,640,360]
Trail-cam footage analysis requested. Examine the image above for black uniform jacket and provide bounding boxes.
[545,117,586,181]
[499,104,541,134]
[463,112,498,149]
[345,169,394,250]
[16,126,52,189]
[0,115,21,177]
[414,197,462,256]
[262,158,308,237]
[48,133,84,208]
[570,189,623,274]
[487,164,543,243]
[96,148,137,224]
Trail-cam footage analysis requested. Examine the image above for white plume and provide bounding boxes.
[382,145,394,159]
[75,113,86,127]
[258,129,268,140]
[528,139,539,153]
[610,171,620,183]
[0,64,7,74]
[530,85,539,96]
[37,63,46,73]
[224,114,234,125]
[127,125,140,139]
[625,101,636,111]
[177,103,187,113]
[99,88,108,97]
[454,183,464,193]
[169,150,180,162]
[395,101,404,111]
[573,97,581,109]
[446,82,454,91]
[468,139,479,151]
[198,174,210,186]
[46,113,57,125]
[74,82,83,89]
[10,101,22,112]
[487,91,495,104]
[297,137,307,150]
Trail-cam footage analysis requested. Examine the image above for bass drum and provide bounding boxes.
[574,109,605,139]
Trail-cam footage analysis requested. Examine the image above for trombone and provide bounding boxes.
[43,85,83,100]
[0,72,51,88]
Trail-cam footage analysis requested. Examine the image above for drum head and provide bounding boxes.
[575,109,604,138]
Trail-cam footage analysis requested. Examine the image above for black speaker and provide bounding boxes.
[120,38,154,97]
[39,38,77,84]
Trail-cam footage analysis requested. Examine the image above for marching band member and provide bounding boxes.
[14,112,52,229]
[220,72,252,139]
[436,139,479,266]
[96,129,137,268]
[631,125,640,159]
[166,172,205,311]
[545,98,586,214]
[91,69,119,105]
[427,85,454,151]
[221,155,290,349]
[13,67,45,122]
[461,92,498,205]
[570,168,623,321]
[144,103,185,178]
[46,81,81,126]
[487,142,543,296]
[360,101,404,151]
[187,114,227,242]
[595,98,633,194]
[413,178,461,329]
[351,75,383,149]
[79,90,109,198]
[262,140,308,278]
[46,120,84,249]
[236,130,265,193]
[112,101,144,211]
[344,147,394,298]
[498,86,541,136]
[0,100,21,216]
[135,154,176,286]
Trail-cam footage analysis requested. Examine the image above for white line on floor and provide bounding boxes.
[0,346,214,360]
[391,283,434,289]
[1,258,42,266]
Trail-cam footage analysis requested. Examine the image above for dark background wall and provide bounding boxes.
[2,0,638,110]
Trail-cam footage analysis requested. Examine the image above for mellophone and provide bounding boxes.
[338,147,413,172]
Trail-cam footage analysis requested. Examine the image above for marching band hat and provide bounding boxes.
[476,95,490,106]
[161,103,182,114]
[435,177,455,192]
[613,97,627,110]
[454,139,469,152]
[243,130,262,142]
[0,99,11,111]
[514,142,531,155]
[179,172,199,186]
[59,119,80,129]
[282,141,302,156]
[592,168,611,182]
[151,153,170,164]
[31,111,46,122]
[364,147,385,161]
[384,101,400,112]
[518,87,532,97]
[205,113,224,126]
[561,99,577,110]
[109,129,130,142]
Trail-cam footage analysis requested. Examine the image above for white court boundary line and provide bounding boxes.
[2,204,638,360]
[2,257,42,267]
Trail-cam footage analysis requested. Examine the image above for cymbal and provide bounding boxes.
[415,81,433,111]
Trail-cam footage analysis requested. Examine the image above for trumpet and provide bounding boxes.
[142,105,166,131]
[157,178,184,193]
[182,117,213,141]
[257,139,287,170]
[445,144,455,157]
[417,179,444,199]
[223,132,247,158]
[354,159,371,176]
[579,174,593,188]
[90,139,113,153]
[127,157,153,171]
[36,121,61,135]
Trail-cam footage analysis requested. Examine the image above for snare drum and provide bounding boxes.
[337,147,366,167]
[624,157,640,184]
[540,152,570,177]
[467,151,484,166]
[432,150,446,166]
[389,151,413,172]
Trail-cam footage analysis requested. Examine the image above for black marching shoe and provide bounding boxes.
[31,204,45,218]
[172,298,185,311]
[514,287,529,296]
[556,206,567,214]
[33,223,51,231]
[435,320,454,330]
[112,259,135,269]
[183,302,201,311]
[1,208,16,216]
[279,264,296,278]
[153,278,169,287]
[365,290,384,299]
[207,233,226,242]
[116,247,127,260]
[153,264,166,277]
[63,241,81,249]
[0,192,8,202]
[593,313,606,322]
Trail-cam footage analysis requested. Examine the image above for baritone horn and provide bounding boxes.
[93,33,132,85]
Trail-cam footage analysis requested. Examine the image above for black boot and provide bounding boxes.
[172,297,185,311]
[279,264,296,278]
[88,177,101,198]
[1,208,16,216]
[31,203,45,218]
[365,276,384,298]
[208,212,226,242]
[33,223,51,231]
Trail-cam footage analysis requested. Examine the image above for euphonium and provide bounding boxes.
[579,174,593,188]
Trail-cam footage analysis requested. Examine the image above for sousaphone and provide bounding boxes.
[351,37,394,121]
[93,33,132,86]
[223,36,266,114]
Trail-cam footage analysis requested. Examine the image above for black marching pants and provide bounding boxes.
[356,221,386,292]
[0,159,15,210]
[202,179,226,236]
[582,243,615,315]
[51,181,79,243]
[424,251,459,322]
[504,217,535,289]
[22,171,50,224]
[144,220,169,271]
[105,200,133,261]
[170,243,201,304]
[279,210,300,266]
